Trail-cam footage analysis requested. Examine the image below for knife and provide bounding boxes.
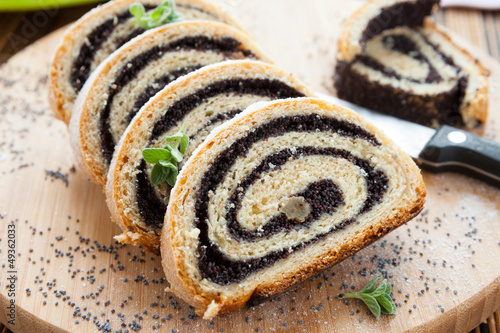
[440,0,500,10]
[317,93,500,188]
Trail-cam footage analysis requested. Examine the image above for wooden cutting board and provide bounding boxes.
[0,1,499,332]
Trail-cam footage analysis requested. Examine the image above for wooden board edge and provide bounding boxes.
[0,293,68,333]
[410,276,500,333]
[1,13,499,333]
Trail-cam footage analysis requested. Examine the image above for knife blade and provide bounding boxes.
[317,93,500,188]
[441,0,500,10]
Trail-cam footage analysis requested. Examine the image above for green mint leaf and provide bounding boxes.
[142,121,190,186]
[170,12,182,21]
[166,169,178,187]
[150,163,169,185]
[158,5,173,21]
[151,7,162,20]
[129,2,145,18]
[370,279,389,297]
[167,122,190,152]
[158,160,178,173]
[342,276,396,319]
[165,131,184,143]
[169,147,183,163]
[142,148,171,164]
[361,275,381,294]
[129,0,182,30]
[145,18,156,29]
[180,134,189,154]
[384,280,392,295]
[359,294,381,319]
[376,294,397,314]
[380,307,391,314]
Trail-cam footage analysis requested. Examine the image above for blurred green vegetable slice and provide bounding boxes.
[0,0,103,11]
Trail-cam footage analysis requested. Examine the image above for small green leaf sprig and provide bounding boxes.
[340,276,397,319]
[142,124,189,186]
[129,0,182,30]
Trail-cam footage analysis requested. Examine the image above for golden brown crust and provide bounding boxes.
[422,20,490,126]
[160,97,426,319]
[49,36,70,123]
[48,0,243,125]
[69,59,113,186]
[336,0,375,62]
[253,199,425,298]
[105,136,162,254]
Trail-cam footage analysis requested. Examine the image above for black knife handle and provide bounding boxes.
[418,125,500,188]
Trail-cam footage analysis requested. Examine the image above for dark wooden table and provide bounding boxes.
[0,2,106,64]
[0,2,499,333]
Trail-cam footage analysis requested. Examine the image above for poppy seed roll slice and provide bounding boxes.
[161,97,426,319]
[335,0,489,129]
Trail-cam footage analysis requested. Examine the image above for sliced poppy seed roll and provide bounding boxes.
[106,60,316,253]
[70,21,270,186]
[335,0,489,129]
[160,97,426,319]
[49,0,241,124]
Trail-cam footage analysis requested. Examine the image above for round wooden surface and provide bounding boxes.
[0,1,499,332]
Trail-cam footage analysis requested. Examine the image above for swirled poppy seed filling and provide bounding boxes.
[335,28,469,128]
[362,0,438,42]
[129,65,203,123]
[137,160,168,231]
[70,10,134,92]
[226,159,346,242]
[191,115,387,285]
[335,0,480,128]
[69,4,221,92]
[99,37,258,163]
[189,109,243,140]
[335,64,467,127]
[379,34,441,83]
[150,79,306,141]
[135,80,305,229]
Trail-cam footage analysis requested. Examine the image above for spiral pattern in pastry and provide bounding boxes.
[49,0,241,124]
[70,21,269,186]
[105,60,316,253]
[161,98,426,319]
[335,0,489,129]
